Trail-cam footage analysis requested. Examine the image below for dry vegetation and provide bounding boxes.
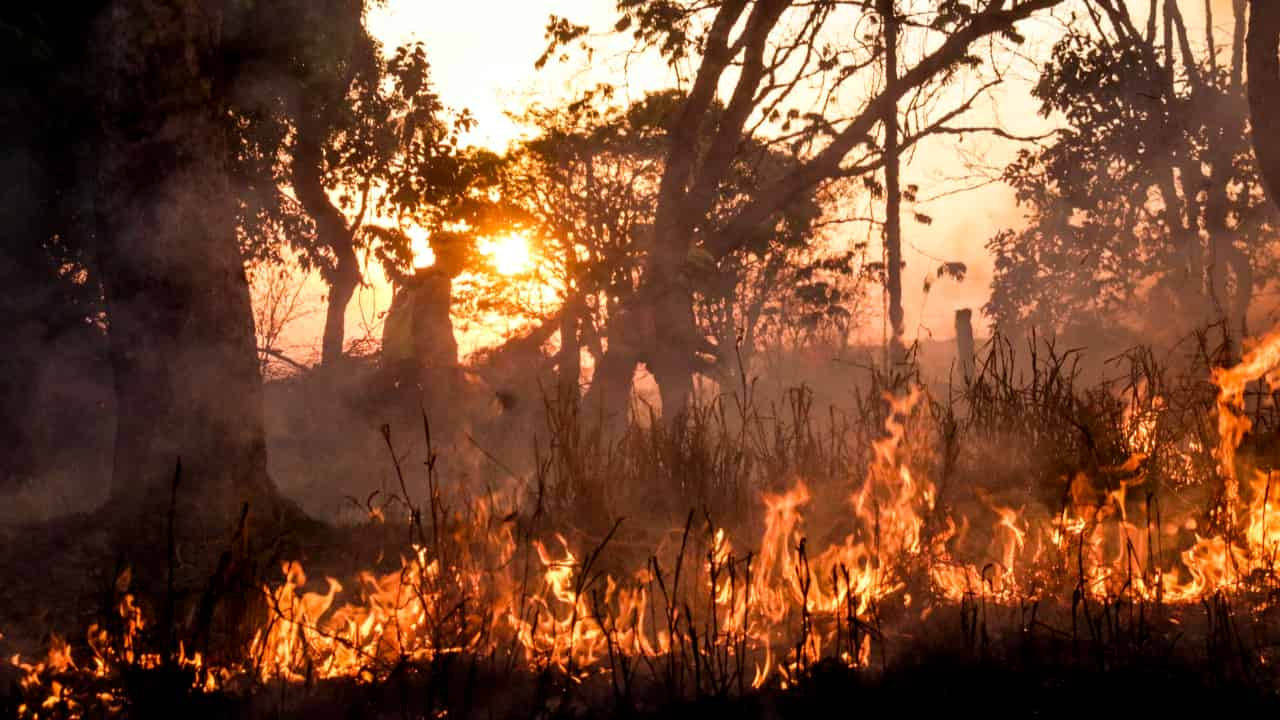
[9,327,1280,718]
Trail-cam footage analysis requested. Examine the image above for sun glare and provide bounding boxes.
[479,232,534,276]
[408,227,436,269]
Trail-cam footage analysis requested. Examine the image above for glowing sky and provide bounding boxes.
[271,1,1237,364]
[365,0,1054,345]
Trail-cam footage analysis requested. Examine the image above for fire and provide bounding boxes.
[19,327,1280,711]
[1212,328,1280,527]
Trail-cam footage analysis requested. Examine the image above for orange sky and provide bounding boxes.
[365,0,1057,346]
[271,1,1238,364]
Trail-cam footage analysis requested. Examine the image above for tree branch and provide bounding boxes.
[706,0,1063,260]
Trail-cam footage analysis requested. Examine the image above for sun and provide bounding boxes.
[478,232,534,276]
[405,227,533,275]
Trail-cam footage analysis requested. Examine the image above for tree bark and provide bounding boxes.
[96,0,277,525]
[319,247,360,366]
[1249,0,1280,207]
[646,281,698,421]
[582,345,639,426]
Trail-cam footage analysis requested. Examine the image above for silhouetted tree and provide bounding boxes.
[545,0,1064,419]
[93,0,278,521]
[880,0,906,363]
[229,0,471,367]
[988,0,1276,351]
[499,89,860,420]
[498,89,665,409]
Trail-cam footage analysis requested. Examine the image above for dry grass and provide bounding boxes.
[9,332,1280,717]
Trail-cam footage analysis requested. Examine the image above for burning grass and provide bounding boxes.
[11,329,1280,717]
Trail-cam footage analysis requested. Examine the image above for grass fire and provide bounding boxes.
[4,0,1280,718]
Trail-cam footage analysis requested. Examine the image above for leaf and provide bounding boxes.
[936,261,967,281]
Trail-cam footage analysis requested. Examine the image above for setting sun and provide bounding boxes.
[478,232,534,276]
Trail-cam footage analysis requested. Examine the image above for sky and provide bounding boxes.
[274,0,1237,363]
[364,0,1054,345]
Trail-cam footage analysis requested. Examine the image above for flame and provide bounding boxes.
[22,327,1280,709]
[1213,329,1280,526]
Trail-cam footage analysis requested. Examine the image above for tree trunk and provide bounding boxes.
[293,116,359,366]
[1229,245,1253,341]
[1232,0,1247,88]
[582,346,639,426]
[558,154,590,398]
[955,308,976,383]
[96,0,278,526]
[1205,174,1233,327]
[320,249,360,365]
[1249,0,1280,206]
[410,270,459,370]
[881,0,905,364]
[646,282,698,421]
[0,141,56,491]
[558,294,582,396]
[582,299,646,426]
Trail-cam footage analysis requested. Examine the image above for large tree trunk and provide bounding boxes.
[582,345,640,425]
[96,0,278,526]
[645,280,699,422]
[1250,0,1280,206]
[0,135,56,491]
[646,145,704,421]
[410,270,460,370]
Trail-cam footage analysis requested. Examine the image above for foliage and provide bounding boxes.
[987,2,1279,347]
[232,17,484,280]
[495,87,867,379]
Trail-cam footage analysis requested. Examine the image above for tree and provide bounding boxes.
[231,1,469,367]
[880,0,906,363]
[92,0,279,522]
[988,0,1277,351]
[1250,0,1280,206]
[499,89,860,419]
[249,258,314,378]
[498,89,666,407]
[546,0,1065,419]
